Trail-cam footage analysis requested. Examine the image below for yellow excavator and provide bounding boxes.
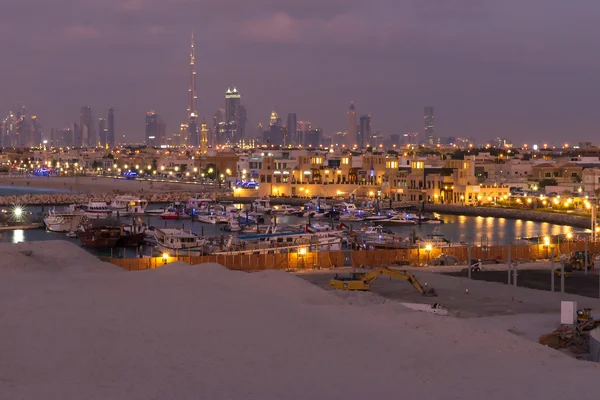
[330,267,438,296]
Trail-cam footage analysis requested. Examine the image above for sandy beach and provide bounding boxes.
[3,240,600,399]
[0,175,211,194]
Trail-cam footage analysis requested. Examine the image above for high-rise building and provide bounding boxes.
[2,112,17,147]
[262,124,284,146]
[286,113,297,146]
[71,122,81,147]
[187,33,199,147]
[304,128,322,148]
[269,110,278,127]
[80,106,94,147]
[98,118,106,147]
[31,116,41,146]
[16,115,31,147]
[297,121,311,147]
[145,111,159,147]
[225,87,241,145]
[359,115,371,148]
[179,123,189,146]
[107,108,115,148]
[347,103,358,147]
[212,108,225,147]
[424,106,434,146]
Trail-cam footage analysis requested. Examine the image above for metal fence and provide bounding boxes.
[104,241,600,271]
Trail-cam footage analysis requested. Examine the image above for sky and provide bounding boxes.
[1,0,600,145]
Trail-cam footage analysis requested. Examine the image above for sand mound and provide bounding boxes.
[3,247,600,399]
[0,241,119,274]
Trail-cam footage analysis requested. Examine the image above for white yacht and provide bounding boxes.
[197,214,229,224]
[271,204,298,215]
[186,197,215,213]
[303,197,332,211]
[379,215,417,226]
[68,201,113,219]
[43,210,84,233]
[110,196,148,214]
[155,228,206,256]
[249,198,272,214]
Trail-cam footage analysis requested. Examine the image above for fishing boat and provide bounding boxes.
[155,228,206,256]
[159,203,190,220]
[339,214,364,222]
[303,197,332,211]
[110,196,149,214]
[248,198,273,214]
[43,210,84,232]
[213,229,342,255]
[116,223,147,247]
[224,218,242,232]
[78,226,121,248]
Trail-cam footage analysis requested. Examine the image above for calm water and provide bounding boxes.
[0,206,581,257]
[0,185,73,195]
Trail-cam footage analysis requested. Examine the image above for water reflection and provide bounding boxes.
[12,229,24,243]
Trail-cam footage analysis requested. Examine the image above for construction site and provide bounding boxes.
[4,241,600,399]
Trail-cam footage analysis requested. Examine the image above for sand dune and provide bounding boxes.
[2,241,600,399]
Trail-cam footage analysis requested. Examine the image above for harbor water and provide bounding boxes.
[0,205,581,257]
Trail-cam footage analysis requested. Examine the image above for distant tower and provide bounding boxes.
[145,111,159,147]
[180,123,189,146]
[187,33,199,147]
[424,107,434,145]
[269,110,279,127]
[98,118,106,147]
[347,103,358,147]
[200,120,208,154]
[31,115,41,147]
[287,113,297,146]
[107,108,115,148]
[80,106,94,147]
[225,87,241,145]
[359,115,371,148]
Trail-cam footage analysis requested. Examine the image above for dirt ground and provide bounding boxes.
[445,269,600,299]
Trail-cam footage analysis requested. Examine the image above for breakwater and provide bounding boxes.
[426,204,591,229]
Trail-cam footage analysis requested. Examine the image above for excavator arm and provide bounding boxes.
[330,267,437,296]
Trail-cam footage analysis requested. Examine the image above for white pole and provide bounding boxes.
[507,245,511,285]
[550,248,555,292]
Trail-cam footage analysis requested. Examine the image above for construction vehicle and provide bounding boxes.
[566,251,595,271]
[329,267,438,296]
[554,263,573,278]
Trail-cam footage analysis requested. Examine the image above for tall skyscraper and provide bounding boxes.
[2,112,17,147]
[424,106,434,145]
[304,128,323,148]
[80,106,94,147]
[212,108,225,146]
[359,115,371,148]
[225,87,241,145]
[71,122,81,147]
[286,113,297,146]
[297,121,311,147]
[31,116,41,146]
[145,111,159,147]
[347,103,358,146]
[107,108,115,148]
[187,33,199,147]
[180,123,189,146]
[98,118,106,147]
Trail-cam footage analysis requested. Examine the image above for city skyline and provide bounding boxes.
[1,1,599,144]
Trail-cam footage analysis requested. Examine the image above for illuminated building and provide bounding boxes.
[200,120,208,154]
[424,106,434,146]
[145,111,159,147]
[187,33,199,147]
[98,118,106,147]
[225,87,241,145]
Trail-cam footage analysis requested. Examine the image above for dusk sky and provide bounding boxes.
[2,0,599,145]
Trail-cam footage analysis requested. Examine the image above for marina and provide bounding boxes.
[0,198,585,259]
